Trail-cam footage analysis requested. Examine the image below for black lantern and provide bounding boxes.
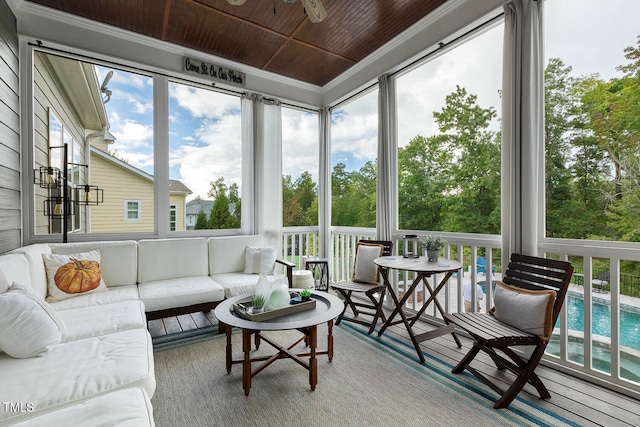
[402,235,420,258]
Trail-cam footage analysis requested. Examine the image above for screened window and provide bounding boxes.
[282,107,319,227]
[330,89,378,228]
[396,23,503,234]
[168,81,242,231]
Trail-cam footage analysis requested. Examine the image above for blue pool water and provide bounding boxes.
[562,293,640,351]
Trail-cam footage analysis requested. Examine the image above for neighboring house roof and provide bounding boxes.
[170,180,192,195]
[91,146,192,194]
[186,199,214,216]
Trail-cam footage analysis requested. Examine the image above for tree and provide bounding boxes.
[207,177,232,229]
[194,209,207,230]
[398,85,500,234]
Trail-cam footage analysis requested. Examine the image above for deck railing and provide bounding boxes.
[281,226,640,398]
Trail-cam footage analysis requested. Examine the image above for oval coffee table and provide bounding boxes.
[215,290,342,395]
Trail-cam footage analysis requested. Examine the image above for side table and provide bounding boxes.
[305,257,329,291]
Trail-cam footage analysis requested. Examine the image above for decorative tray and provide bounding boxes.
[231,292,316,322]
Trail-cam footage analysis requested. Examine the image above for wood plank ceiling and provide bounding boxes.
[27,0,448,86]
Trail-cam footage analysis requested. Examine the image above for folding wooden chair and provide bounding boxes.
[331,240,393,334]
[444,253,573,409]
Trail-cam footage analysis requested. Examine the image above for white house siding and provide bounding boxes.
[0,0,20,253]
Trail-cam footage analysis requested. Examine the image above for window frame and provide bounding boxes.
[124,200,142,222]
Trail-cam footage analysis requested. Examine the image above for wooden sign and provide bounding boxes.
[183,57,246,87]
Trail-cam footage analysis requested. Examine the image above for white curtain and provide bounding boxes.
[501,0,544,265]
[255,97,283,249]
[319,107,332,258]
[377,74,397,242]
[240,93,256,234]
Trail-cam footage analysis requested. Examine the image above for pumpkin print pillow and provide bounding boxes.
[42,250,107,302]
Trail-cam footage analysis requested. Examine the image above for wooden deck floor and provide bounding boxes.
[148,301,640,426]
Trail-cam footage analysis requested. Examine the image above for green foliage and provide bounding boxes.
[251,294,266,309]
[421,235,445,251]
[300,289,311,298]
[194,209,207,230]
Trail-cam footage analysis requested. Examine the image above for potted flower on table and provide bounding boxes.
[421,235,445,261]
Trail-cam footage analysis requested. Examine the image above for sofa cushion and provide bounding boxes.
[58,300,146,342]
[243,246,276,274]
[9,387,155,427]
[51,241,138,287]
[138,276,225,312]
[0,267,9,294]
[43,250,107,302]
[0,282,64,358]
[211,272,282,298]
[49,285,141,311]
[8,244,52,298]
[0,328,156,424]
[0,253,35,295]
[138,238,208,283]
[208,235,263,275]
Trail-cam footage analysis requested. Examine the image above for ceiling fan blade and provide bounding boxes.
[300,0,327,23]
[226,0,248,5]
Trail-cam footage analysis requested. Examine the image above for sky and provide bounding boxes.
[94,0,640,201]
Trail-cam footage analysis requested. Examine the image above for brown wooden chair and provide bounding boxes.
[444,253,573,409]
[331,240,393,334]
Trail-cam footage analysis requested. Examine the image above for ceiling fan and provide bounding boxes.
[226,0,328,23]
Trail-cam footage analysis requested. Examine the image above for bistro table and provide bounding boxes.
[214,291,343,395]
[375,256,463,363]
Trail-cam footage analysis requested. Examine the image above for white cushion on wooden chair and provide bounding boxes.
[492,281,556,339]
[352,243,383,284]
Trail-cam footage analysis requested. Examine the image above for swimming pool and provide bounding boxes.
[561,292,640,351]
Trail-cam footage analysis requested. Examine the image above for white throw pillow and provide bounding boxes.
[43,250,107,302]
[243,246,277,274]
[352,242,384,284]
[492,281,557,339]
[0,282,65,358]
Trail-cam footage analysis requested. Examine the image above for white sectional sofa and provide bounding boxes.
[0,235,292,425]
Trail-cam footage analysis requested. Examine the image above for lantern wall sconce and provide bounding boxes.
[34,144,104,242]
[402,234,420,258]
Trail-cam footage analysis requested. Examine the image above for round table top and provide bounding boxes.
[374,256,463,274]
[214,291,343,331]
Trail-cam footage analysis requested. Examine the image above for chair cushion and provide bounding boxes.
[492,281,556,339]
[42,250,107,302]
[0,282,65,358]
[243,246,276,274]
[49,285,140,311]
[352,242,384,284]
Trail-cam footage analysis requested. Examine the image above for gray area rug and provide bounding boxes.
[152,323,578,427]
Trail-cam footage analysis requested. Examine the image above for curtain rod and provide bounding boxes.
[329,11,505,110]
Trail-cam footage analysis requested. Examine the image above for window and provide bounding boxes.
[330,89,378,227]
[544,0,640,242]
[33,51,155,236]
[282,107,319,227]
[396,22,503,234]
[169,204,177,231]
[125,200,141,221]
[168,81,241,230]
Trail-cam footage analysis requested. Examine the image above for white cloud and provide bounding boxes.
[169,83,239,118]
[282,108,320,182]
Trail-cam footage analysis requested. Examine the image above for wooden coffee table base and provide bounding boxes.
[222,320,334,396]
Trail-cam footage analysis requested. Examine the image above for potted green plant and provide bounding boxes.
[250,294,266,313]
[421,235,445,261]
[300,289,311,302]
